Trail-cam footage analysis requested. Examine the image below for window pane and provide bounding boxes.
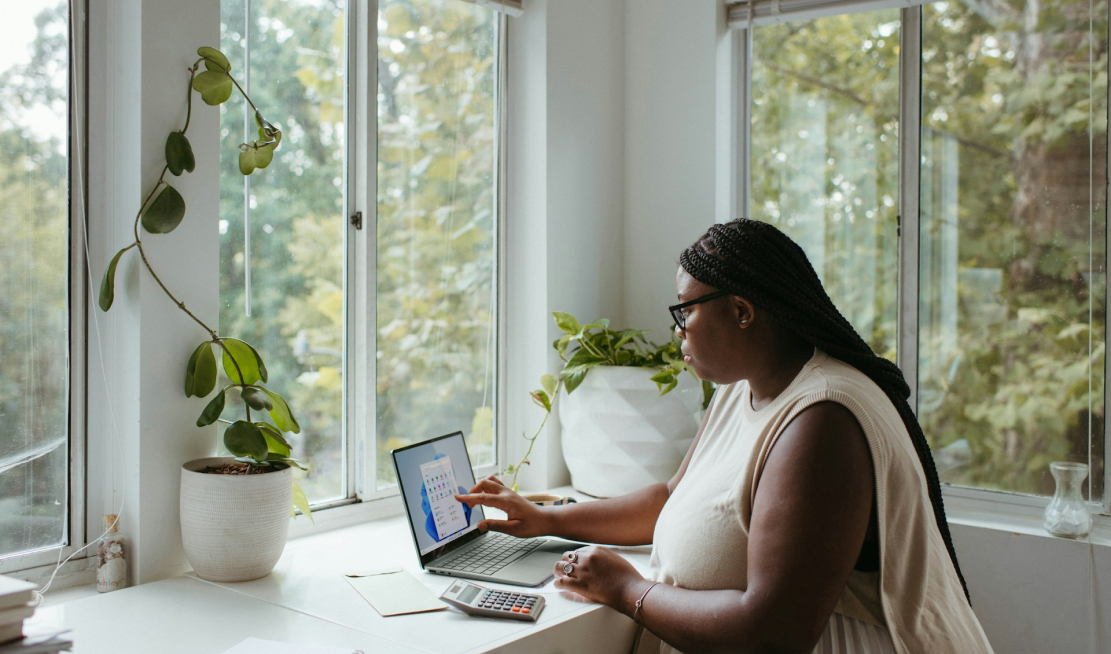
[376,0,499,487]
[919,0,1107,498]
[751,11,902,360]
[0,1,70,559]
[220,0,348,503]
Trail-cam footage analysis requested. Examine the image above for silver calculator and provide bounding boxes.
[439,580,545,621]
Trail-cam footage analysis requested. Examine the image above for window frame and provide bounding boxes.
[0,0,91,579]
[732,3,1111,519]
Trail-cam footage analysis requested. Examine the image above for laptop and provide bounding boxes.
[392,431,581,587]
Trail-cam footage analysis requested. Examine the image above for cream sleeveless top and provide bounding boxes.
[634,350,994,654]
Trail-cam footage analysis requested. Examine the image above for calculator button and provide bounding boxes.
[511,607,521,612]
[521,608,530,614]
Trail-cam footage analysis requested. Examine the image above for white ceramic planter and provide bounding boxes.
[559,366,704,498]
[180,457,292,582]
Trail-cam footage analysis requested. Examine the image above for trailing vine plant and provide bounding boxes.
[98,46,311,519]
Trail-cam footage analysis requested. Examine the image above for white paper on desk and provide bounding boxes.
[222,637,363,654]
[344,569,447,617]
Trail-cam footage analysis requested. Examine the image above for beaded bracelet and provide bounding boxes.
[633,582,659,624]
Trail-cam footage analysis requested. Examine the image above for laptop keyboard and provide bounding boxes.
[435,532,545,575]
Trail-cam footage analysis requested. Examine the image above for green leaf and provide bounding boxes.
[241,386,274,411]
[256,422,290,448]
[262,430,291,458]
[220,338,267,385]
[530,390,551,412]
[239,142,277,175]
[552,312,580,335]
[292,480,313,522]
[260,388,301,434]
[268,457,307,470]
[98,246,130,311]
[141,184,187,234]
[224,420,268,460]
[197,46,231,72]
[165,131,196,176]
[541,374,557,397]
[563,368,588,394]
[185,342,217,397]
[196,388,227,427]
[192,70,234,105]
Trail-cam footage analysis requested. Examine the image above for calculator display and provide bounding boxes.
[458,585,481,604]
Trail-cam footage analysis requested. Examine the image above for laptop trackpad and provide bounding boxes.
[499,539,583,585]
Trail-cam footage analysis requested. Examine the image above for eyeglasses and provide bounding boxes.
[668,290,730,331]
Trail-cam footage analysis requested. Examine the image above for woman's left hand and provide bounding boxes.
[553,545,648,610]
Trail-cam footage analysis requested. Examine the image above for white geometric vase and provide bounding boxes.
[180,457,292,582]
[559,366,704,498]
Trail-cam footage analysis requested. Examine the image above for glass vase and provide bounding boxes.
[1042,462,1092,539]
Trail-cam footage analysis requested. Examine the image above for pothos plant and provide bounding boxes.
[98,46,311,520]
[504,312,715,491]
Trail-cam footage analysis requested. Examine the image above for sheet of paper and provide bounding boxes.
[344,570,447,617]
[222,637,363,654]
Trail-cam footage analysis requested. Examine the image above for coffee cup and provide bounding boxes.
[521,493,577,507]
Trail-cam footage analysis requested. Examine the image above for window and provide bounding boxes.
[220,0,502,503]
[751,10,901,360]
[221,0,351,506]
[0,0,80,562]
[375,0,501,487]
[917,0,1106,498]
[734,0,1107,505]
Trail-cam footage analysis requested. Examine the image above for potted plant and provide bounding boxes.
[506,312,713,497]
[98,46,311,583]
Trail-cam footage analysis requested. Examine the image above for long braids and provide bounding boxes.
[680,218,971,604]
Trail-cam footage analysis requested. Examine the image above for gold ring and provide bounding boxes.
[567,551,578,563]
[562,562,574,575]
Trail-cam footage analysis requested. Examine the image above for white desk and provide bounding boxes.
[27,504,647,654]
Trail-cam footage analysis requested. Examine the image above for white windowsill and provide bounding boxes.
[26,487,643,654]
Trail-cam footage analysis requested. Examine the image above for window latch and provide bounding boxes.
[350,211,363,230]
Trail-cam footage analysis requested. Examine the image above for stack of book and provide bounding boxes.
[0,577,70,653]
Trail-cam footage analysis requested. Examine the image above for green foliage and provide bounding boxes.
[751,1,1107,497]
[165,131,196,176]
[184,341,217,397]
[140,183,187,235]
[98,245,132,312]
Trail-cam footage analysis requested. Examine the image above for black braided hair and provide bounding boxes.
[679,217,971,604]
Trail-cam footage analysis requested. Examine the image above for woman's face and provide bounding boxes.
[674,267,750,385]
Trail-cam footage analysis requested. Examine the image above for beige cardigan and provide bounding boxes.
[638,350,994,654]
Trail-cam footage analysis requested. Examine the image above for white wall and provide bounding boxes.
[623,0,720,337]
[505,0,627,492]
[87,0,220,585]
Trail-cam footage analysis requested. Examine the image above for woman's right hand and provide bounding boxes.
[455,476,555,538]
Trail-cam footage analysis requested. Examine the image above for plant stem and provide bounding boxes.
[182,61,199,133]
[229,75,260,115]
[509,379,563,491]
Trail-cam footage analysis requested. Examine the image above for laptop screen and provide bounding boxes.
[392,432,486,557]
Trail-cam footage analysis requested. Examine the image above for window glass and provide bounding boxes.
[0,1,70,559]
[919,0,1107,497]
[376,0,499,487]
[220,0,348,503]
[751,10,902,360]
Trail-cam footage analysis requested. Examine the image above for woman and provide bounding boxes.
[457,219,994,654]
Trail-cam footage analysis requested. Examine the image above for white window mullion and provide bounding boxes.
[1105,44,1111,515]
[897,5,921,412]
[354,0,380,502]
[737,28,752,219]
